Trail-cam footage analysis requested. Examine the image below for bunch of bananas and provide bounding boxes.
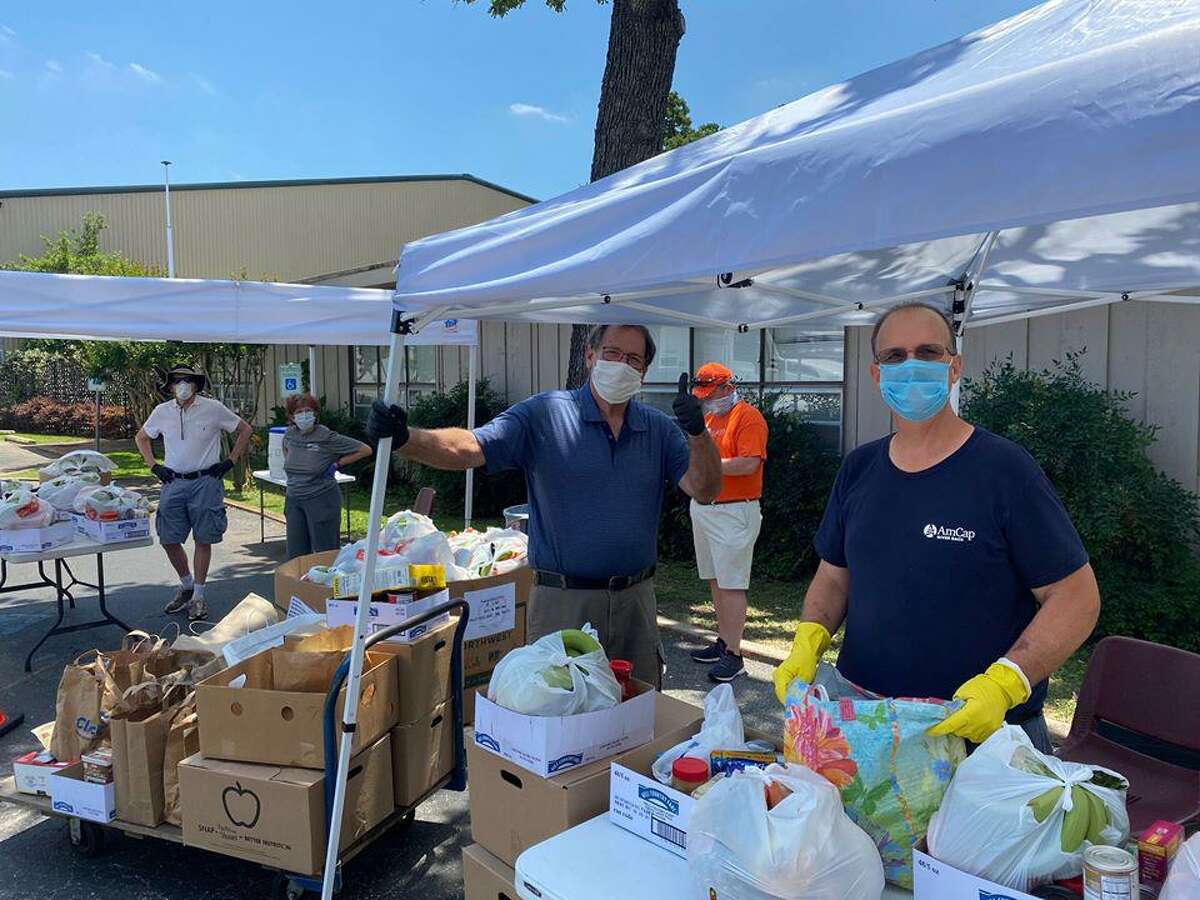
[541,629,603,689]
[1027,782,1111,852]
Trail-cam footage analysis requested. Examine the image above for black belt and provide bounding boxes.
[174,470,212,480]
[535,566,656,592]
[698,497,760,506]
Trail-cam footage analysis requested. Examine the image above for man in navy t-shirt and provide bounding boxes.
[773,303,1099,752]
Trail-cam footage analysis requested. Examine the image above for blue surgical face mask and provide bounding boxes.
[878,359,952,422]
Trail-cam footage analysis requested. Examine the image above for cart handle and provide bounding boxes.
[321,597,472,833]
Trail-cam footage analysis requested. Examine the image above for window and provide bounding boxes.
[765,327,844,383]
[351,345,437,418]
[694,328,760,383]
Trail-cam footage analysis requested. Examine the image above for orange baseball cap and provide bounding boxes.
[691,362,734,399]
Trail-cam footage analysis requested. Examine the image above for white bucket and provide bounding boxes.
[268,426,287,480]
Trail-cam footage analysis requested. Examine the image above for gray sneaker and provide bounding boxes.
[164,586,193,614]
[187,596,208,622]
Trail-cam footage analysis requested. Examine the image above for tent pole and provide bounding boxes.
[950,232,999,413]
[464,344,477,529]
[308,345,319,397]
[320,313,409,900]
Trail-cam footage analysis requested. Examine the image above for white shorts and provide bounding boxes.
[690,499,762,590]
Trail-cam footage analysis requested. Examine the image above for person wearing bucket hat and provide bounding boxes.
[135,362,252,620]
[688,363,768,683]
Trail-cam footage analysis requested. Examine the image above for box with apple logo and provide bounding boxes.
[178,733,393,875]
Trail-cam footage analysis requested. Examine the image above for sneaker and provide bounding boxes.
[708,650,746,683]
[691,636,726,664]
[164,586,193,614]
[187,597,208,622]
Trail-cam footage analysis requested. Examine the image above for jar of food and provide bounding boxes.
[610,659,634,700]
[671,756,710,795]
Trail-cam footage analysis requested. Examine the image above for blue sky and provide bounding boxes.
[2,0,1042,200]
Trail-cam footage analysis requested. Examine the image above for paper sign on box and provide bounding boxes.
[325,588,450,643]
[462,582,516,641]
[472,683,656,778]
[912,849,1039,900]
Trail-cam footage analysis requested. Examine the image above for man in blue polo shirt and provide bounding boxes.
[772,302,1100,752]
[368,323,722,685]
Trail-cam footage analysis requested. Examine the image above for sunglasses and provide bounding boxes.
[874,343,954,365]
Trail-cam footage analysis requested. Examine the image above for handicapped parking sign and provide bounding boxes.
[278,363,304,399]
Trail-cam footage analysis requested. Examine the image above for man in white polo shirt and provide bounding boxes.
[135,364,252,620]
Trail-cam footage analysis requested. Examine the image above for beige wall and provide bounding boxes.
[842,301,1200,493]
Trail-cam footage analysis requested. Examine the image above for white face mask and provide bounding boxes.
[590,359,643,405]
[293,410,317,432]
[704,390,739,417]
[173,381,195,402]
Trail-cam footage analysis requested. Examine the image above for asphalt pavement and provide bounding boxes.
[0,505,782,900]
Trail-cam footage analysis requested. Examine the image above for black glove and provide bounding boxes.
[672,372,706,436]
[151,463,175,484]
[367,399,410,446]
[207,459,234,478]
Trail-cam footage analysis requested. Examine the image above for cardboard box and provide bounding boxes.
[197,647,398,769]
[179,734,393,876]
[468,691,702,867]
[462,842,517,900]
[912,848,1038,900]
[0,520,75,554]
[473,679,658,778]
[1139,819,1184,887]
[608,724,779,859]
[12,751,70,796]
[72,513,151,544]
[390,701,453,807]
[273,549,338,613]
[325,588,451,644]
[49,762,117,823]
[372,615,456,726]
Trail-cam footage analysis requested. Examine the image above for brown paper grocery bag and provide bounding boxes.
[271,646,342,693]
[162,697,199,827]
[49,651,118,761]
[111,707,171,826]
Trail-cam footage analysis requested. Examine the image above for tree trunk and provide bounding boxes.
[565,0,684,388]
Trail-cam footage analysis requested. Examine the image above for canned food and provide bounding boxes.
[1083,845,1139,900]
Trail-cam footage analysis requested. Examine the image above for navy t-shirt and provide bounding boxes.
[814,427,1088,721]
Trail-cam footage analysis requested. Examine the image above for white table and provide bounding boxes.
[0,534,154,672]
[515,814,912,900]
[251,469,356,544]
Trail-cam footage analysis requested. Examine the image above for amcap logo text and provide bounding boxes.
[923,523,975,542]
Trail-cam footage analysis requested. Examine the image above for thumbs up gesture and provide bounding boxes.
[672,372,706,436]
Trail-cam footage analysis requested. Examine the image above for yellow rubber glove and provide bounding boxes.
[772,622,832,704]
[928,659,1032,744]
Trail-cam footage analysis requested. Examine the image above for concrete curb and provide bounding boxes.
[225,497,286,524]
[656,612,786,666]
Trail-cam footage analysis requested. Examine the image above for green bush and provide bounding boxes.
[405,379,526,518]
[658,394,842,580]
[962,351,1200,652]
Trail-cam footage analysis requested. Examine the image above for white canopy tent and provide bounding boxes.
[322,1,1200,894]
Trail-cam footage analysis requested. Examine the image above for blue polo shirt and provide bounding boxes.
[474,385,690,581]
[814,427,1088,721]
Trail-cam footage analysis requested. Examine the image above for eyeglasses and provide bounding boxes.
[874,343,954,365]
[600,346,647,372]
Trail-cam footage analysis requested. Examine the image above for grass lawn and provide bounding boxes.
[654,557,1087,728]
[2,432,90,445]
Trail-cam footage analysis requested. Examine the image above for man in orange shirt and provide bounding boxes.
[688,363,769,682]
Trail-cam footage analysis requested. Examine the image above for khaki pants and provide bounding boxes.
[528,579,663,688]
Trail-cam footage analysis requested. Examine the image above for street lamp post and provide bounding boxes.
[162,160,175,278]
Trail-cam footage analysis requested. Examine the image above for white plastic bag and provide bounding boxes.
[39,449,116,478]
[303,565,336,586]
[652,683,747,784]
[37,472,101,510]
[81,485,148,521]
[0,479,27,498]
[0,490,55,529]
[1160,831,1200,900]
[380,509,437,550]
[927,725,1129,892]
[487,626,621,716]
[688,763,885,900]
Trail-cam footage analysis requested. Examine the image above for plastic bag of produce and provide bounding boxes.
[0,490,55,529]
[82,486,148,521]
[652,683,748,784]
[380,509,437,550]
[40,449,116,478]
[487,626,621,716]
[688,762,885,900]
[0,479,26,498]
[38,472,102,510]
[398,531,456,570]
[784,663,966,888]
[927,725,1129,892]
[304,565,336,585]
[1160,832,1200,900]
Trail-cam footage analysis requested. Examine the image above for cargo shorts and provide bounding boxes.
[155,475,228,545]
[527,579,663,688]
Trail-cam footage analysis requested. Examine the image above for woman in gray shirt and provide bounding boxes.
[282,394,372,559]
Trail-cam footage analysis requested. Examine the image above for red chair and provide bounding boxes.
[413,486,436,518]
[1056,636,1200,833]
